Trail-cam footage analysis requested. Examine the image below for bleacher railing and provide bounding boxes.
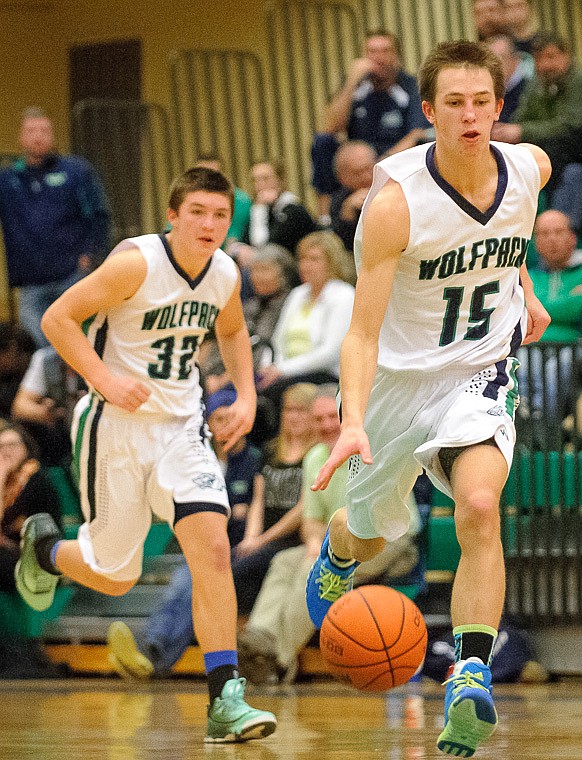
[168,49,272,192]
[503,340,582,624]
[72,99,176,244]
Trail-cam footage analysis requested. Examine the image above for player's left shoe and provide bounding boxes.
[437,657,498,758]
[15,513,61,611]
[305,529,358,628]
[205,677,277,742]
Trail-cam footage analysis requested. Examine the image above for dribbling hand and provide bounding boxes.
[311,425,373,491]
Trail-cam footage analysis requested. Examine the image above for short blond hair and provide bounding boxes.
[297,231,356,284]
[281,382,318,409]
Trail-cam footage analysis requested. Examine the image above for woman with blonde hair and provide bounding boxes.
[233,382,318,612]
[257,231,355,410]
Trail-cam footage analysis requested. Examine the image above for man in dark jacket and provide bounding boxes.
[311,30,429,222]
[0,108,111,347]
[492,33,582,198]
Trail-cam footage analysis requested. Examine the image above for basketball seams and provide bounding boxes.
[323,614,391,652]
[355,588,396,687]
[387,628,428,663]
[320,586,427,692]
[357,587,408,650]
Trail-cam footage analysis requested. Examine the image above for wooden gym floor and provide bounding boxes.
[0,677,581,759]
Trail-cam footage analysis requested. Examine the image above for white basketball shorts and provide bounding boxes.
[70,394,230,581]
[345,358,519,541]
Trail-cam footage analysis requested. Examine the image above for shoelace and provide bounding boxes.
[443,669,489,694]
[315,567,353,602]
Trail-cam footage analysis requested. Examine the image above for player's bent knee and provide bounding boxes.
[455,496,501,539]
[186,536,231,575]
[205,542,232,574]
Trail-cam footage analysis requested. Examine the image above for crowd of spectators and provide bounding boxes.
[0,0,580,679]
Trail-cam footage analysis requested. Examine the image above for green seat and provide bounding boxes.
[504,449,582,509]
[0,587,74,638]
[46,465,83,538]
[427,515,461,572]
[143,522,173,556]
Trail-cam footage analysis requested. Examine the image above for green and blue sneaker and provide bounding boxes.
[437,657,498,757]
[305,529,358,629]
[205,677,277,742]
[15,513,61,612]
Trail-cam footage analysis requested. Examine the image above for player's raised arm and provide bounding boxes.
[312,180,409,490]
[41,248,152,411]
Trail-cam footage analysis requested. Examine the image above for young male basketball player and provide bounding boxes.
[305,41,551,757]
[15,167,276,743]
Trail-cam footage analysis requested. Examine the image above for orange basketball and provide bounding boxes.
[319,585,428,691]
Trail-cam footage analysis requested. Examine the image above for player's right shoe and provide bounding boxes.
[15,513,61,612]
[205,677,277,742]
[107,622,155,680]
[305,529,358,629]
[437,657,498,758]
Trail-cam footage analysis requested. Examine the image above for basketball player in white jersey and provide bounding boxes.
[306,41,551,757]
[15,167,276,743]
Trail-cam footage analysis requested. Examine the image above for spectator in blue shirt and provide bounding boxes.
[0,108,111,347]
[311,30,429,222]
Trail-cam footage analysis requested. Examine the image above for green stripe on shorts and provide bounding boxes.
[72,395,94,486]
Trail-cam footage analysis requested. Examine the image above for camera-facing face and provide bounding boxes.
[20,116,55,160]
[534,44,571,86]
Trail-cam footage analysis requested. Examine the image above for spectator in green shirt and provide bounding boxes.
[518,210,582,424]
[492,33,582,200]
[529,211,582,342]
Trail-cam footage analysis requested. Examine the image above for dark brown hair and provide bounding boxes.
[168,166,234,213]
[418,40,505,104]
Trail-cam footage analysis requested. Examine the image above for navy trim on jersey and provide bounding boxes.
[483,359,508,401]
[87,398,104,523]
[509,318,523,357]
[482,319,521,401]
[93,317,108,359]
[158,233,213,290]
[426,143,508,226]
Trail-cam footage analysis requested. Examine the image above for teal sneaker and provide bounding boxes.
[15,513,61,612]
[205,677,277,742]
[305,529,358,628]
[437,657,498,757]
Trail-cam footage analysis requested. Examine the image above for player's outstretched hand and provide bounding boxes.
[311,425,373,491]
[221,396,256,452]
[100,375,151,412]
[523,296,551,345]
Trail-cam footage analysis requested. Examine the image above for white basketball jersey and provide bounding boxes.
[86,233,238,417]
[354,141,540,372]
